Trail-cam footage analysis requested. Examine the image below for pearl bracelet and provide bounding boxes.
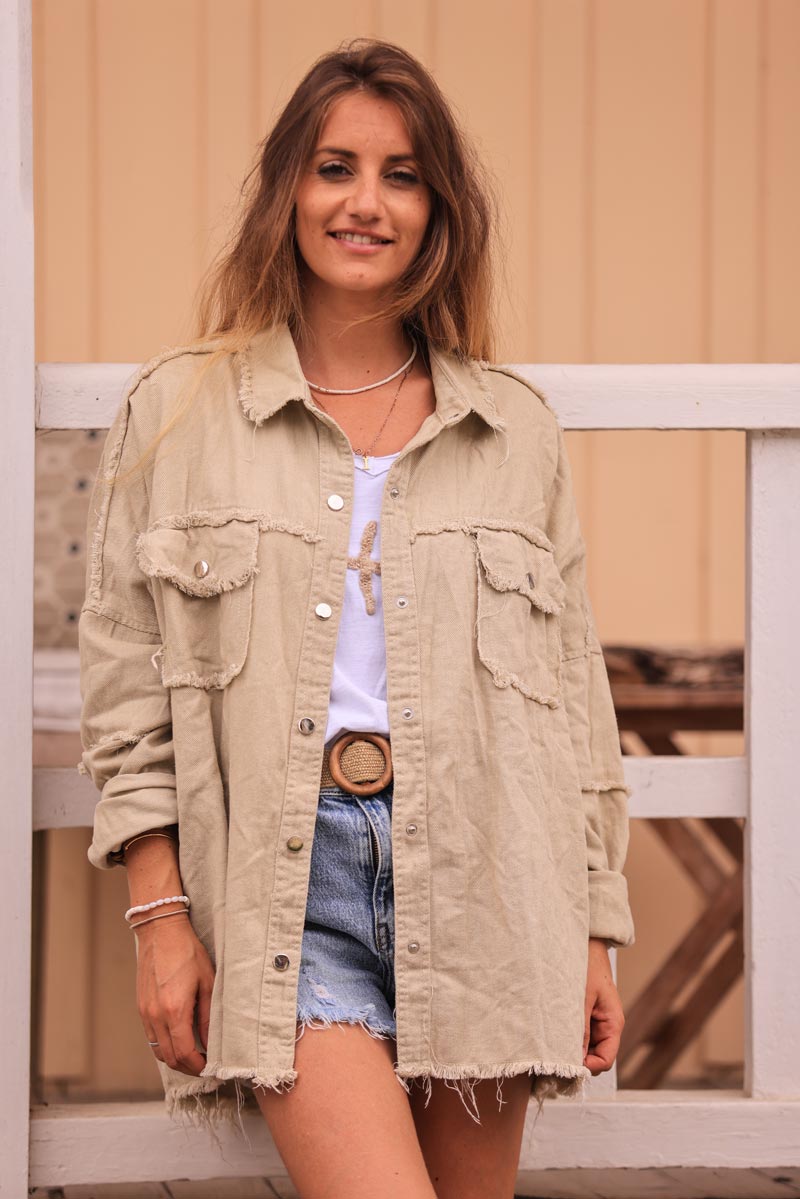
[124,895,190,924]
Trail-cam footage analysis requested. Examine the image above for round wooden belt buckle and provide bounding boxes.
[328,731,393,797]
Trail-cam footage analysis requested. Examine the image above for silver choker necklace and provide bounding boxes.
[304,339,417,395]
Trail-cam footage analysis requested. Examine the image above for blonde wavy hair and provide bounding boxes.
[113,36,507,486]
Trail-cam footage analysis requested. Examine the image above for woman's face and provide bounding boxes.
[294,91,432,301]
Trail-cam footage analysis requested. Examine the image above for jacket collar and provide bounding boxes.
[236,321,505,433]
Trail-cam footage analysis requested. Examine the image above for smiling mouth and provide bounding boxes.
[328,232,393,246]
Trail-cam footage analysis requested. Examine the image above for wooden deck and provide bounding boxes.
[27,1166,800,1198]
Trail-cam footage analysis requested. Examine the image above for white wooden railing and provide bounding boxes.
[24,361,800,1189]
[6,0,800,1189]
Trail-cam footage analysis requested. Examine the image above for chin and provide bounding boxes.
[317,269,400,295]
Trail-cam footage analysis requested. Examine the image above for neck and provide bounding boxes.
[294,281,413,390]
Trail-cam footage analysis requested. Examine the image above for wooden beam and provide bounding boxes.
[32,755,749,831]
[35,361,800,431]
[28,1095,800,1184]
[619,869,743,1066]
[745,431,800,1099]
[0,1,34,1194]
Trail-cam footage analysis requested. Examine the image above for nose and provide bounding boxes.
[346,171,384,220]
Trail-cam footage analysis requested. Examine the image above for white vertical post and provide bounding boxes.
[0,0,34,1193]
[745,430,800,1098]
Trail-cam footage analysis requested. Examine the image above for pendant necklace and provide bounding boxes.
[305,340,416,472]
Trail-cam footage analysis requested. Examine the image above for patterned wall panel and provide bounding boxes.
[34,430,102,648]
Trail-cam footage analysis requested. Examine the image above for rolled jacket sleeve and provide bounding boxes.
[546,422,635,948]
[77,381,178,870]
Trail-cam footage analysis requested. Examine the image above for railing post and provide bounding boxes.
[744,428,800,1098]
[0,0,35,1193]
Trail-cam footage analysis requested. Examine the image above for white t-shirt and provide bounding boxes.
[324,449,401,747]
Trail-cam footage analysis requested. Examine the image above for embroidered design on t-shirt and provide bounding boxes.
[347,520,381,615]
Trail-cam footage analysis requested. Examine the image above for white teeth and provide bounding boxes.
[333,232,388,245]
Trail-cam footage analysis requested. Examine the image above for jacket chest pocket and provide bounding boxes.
[136,518,260,689]
[472,526,566,707]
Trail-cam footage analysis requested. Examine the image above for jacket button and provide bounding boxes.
[327,494,344,510]
[396,596,408,608]
[405,823,417,835]
[273,954,290,970]
[408,942,420,954]
[298,717,316,734]
[401,707,414,720]
[194,559,210,578]
[315,602,332,619]
[287,836,304,852]
[389,487,400,498]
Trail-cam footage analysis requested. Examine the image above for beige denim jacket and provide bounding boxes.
[78,321,635,1136]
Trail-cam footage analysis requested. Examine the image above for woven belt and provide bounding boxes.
[320,731,393,797]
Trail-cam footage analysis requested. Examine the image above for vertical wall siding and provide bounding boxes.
[32,0,798,1093]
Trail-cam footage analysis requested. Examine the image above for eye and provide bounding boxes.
[316,162,419,185]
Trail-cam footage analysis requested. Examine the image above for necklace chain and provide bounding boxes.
[311,356,414,472]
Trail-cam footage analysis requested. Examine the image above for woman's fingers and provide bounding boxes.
[143,1011,206,1076]
[166,1008,209,1076]
[142,1021,164,1061]
[149,1010,179,1069]
[196,969,214,1054]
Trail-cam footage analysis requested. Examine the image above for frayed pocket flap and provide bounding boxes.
[474,526,566,615]
[136,520,260,597]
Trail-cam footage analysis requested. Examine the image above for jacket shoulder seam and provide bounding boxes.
[87,339,224,604]
[86,397,134,604]
[485,364,560,423]
[128,336,226,394]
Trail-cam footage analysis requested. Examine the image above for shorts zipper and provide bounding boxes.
[368,818,381,874]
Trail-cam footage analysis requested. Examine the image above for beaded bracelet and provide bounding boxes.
[124,895,190,924]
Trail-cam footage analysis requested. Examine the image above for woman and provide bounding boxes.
[78,37,635,1199]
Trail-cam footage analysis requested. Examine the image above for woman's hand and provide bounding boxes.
[134,914,216,1076]
[583,937,625,1074]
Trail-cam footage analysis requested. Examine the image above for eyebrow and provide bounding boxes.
[315,146,417,164]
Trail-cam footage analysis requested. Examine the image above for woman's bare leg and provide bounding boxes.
[409,1074,532,1199]
[253,1022,438,1199]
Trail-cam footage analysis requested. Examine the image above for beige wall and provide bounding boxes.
[32,0,799,1099]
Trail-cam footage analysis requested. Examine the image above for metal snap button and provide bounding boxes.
[389,487,400,498]
[327,494,344,510]
[401,707,414,720]
[273,954,290,970]
[396,596,408,608]
[298,717,316,734]
[315,602,332,619]
[287,836,304,852]
[405,823,418,835]
[408,942,420,954]
[194,559,210,578]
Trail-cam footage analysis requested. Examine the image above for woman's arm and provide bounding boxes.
[124,829,185,916]
[125,832,215,1078]
[78,379,180,868]
[78,380,215,1076]
[545,420,636,949]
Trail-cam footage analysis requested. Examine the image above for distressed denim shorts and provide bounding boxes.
[295,780,397,1043]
